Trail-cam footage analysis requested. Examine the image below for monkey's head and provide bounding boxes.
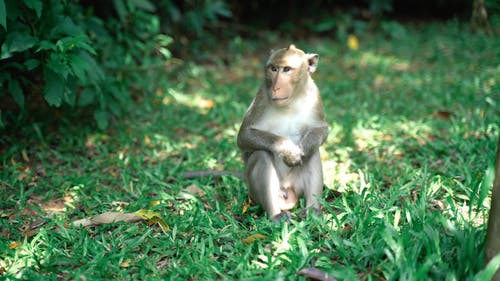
[265,44,319,106]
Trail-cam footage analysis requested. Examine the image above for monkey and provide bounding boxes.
[237,44,329,222]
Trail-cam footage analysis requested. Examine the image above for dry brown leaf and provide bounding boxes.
[73,212,141,227]
[381,134,393,141]
[9,241,22,249]
[85,134,109,149]
[243,233,267,244]
[41,195,74,213]
[392,62,410,71]
[161,96,172,105]
[150,200,161,207]
[144,135,153,147]
[29,220,47,230]
[242,201,251,215]
[17,166,31,181]
[432,110,455,120]
[120,259,132,268]
[21,149,30,162]
[347,34,359,50]
[198,98,215,109]
[135,209,170,232]
[36,164,46,176]
[184,184,206,197]
[298,267,337,281]
[373,74,384,89]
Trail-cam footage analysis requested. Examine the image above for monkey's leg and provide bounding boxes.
[301,150,323,215]
[245,150,285,220]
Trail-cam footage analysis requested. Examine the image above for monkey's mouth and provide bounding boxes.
[272,97,289,104]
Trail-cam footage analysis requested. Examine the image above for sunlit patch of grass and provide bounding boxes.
[357,51,411,71]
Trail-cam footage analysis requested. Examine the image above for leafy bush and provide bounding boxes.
[0,0,172,129]
[158,0,231,37]
[157,0,232,56]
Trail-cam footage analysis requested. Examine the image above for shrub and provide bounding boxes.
[0,0,172,129]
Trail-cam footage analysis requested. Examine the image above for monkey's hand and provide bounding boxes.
[276,139,304,166]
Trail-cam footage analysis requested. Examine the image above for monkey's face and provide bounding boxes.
[265,52,306,106]
[264,45,318,107]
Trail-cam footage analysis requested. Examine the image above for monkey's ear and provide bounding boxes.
[307,54,319,73]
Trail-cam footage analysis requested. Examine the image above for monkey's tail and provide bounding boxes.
[183,170,244,180]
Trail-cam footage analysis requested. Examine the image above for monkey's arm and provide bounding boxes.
[238,127,303,166]
[238,127,289,153]
[299,123,329,158]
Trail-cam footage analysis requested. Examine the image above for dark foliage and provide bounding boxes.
[0,0,491,129]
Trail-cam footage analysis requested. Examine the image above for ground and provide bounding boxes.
[1,21,499,280]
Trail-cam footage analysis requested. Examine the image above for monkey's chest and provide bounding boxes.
[254,109,312,144]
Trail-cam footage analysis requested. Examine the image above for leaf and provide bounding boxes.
[24,58,40,70]
[120,259,132,268]
[243,233,267,244]
[56,35,95,54]
[134,209,161,220]
[144,135,152,146]
[94,110,109,129]
[8,79,24,108]
[184,184,205,197]
[1,32,37,59]
[432,110,455,121]
[9,241,22,249]
[78,88,95,107]
[0,111,4,129]
[23,0,42,18]
[197,98,215,110]
[73,212,141,227]
[315,20,336,32]
[298,267,337,281]
[43,69,65,106]
[108,84,129,104]
[209,1,232,18]
[64,83,77,106]
[50,17,83,37]
[47,52,70,79]
[134,209,170,231]
[106,97,122,116]
[113,0,127,23]
[474,254,500,281]
[0,0,6,30]
[69,52,90,83]
[37,40,56,52]
[130,0,155,12]
[242,201,251,214]
[347,35,359,50]
[150,200,161,207]
[72,51,103,82]
[21,149,29,162]
[158,47,171,59]
[147,216,170,232]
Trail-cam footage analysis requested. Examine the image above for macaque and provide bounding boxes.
[237,44,329,222]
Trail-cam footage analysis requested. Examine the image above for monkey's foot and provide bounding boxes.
[300,206,321,218]
[271,211,292,223]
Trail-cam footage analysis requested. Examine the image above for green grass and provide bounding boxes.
[1,21,499,280]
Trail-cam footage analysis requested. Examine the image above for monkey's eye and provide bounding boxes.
[270,65,278,72]
[283,66,291,72]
